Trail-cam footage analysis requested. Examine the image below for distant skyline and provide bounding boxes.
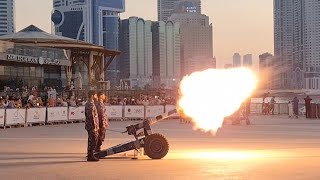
[15,0,273,68]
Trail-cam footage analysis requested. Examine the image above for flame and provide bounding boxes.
[178,68,257,134]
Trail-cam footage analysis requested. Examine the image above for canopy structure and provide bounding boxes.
[0,25,121,89]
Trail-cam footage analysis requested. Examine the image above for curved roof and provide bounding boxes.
[0,25,120,56]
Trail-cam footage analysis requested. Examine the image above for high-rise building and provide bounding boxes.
[169,13,214,76]
[303,1,320,89]
[274,0,294,89]
[274,0,320,89]
[152,21,181,89]
[0,0,15,36]
[158,0,201,21]
[119,17,153,89]
[51,0,125,88]
[243,54,252,67]
[233,53,241,67]
[259,53,273,90]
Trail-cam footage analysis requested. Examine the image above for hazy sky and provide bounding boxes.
[15,0,274,68]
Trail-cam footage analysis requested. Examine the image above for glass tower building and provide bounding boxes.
[0,0,15,36]
[52,0,125,88]
[158,0,201,21]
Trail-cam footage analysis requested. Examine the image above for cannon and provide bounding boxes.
[95,109,178,159]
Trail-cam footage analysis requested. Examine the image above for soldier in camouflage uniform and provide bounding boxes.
[85,90,100,162]
[95,91,109,153]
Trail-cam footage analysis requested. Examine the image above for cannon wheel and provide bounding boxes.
[144,133,169,159]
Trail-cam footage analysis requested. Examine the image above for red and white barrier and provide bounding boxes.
[47,107,68,122]
[0,105,183,127]
[145,105,165,118]
[6,108,26,126]
[124,106,144,118]
[106,106,123,118]
[26,107,46,124]
[68,106,85,120]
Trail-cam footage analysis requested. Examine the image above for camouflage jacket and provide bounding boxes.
[95,100,108,129]
[85,99,99,132]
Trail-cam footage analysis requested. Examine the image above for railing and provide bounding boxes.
[0,103,316,128]
[250,103,306,115]
[0,105,181,128]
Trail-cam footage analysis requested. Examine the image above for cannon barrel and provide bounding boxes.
[125,109,178,135]
[148,109,178,125]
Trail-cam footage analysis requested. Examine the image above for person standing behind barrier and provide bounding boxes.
[304,96,312,118]
[292,97,299,118]
[270,96,276,115]
[85,90,99,162]
[95,92,109,153]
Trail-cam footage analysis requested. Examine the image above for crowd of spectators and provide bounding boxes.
[108,95,177,106]
[0,86,178,109]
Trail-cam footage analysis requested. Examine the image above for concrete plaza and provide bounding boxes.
[1,115,320,179]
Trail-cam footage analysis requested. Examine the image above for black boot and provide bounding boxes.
[95,147,101,152]
[87,154,99,162]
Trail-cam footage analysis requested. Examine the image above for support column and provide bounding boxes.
[101,55,105,81]
[100,55,106,90]
[65,51,74,89]
[65,66,72,88]
[88,51,94,89]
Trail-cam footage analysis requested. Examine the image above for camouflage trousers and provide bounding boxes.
[87,130,98,155]
[96,128,106,151]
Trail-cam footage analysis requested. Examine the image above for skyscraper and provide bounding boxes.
[169,13,214,76]
[273,0,294,89]
[51,0,125,88]
[274,0,320,89]
[0,0,15,36]
[233,53,241,67]
[158,0,201,21]
[259,53,273,90]
[243,54,252,67]
[119,17,153,89]
[152,21,181,89]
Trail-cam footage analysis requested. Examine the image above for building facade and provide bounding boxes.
[233,53,241,67]
[0,0,14,36]
[274,0,294,89]
[274,0,320,90]
[119,17,153,89]
[158,0,201,21]
[243,54,252,68]
[51,0,125,88]
[259,53,273,90]
[169,13,214,76]
[303,0,320,89]
[152,21,180,89]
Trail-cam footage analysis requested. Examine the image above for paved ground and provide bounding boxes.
[1,115,320,179]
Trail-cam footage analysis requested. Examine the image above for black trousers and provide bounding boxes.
[306,105,311,118]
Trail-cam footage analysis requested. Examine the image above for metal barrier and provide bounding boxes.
[6,108,26,126]
[26,107,46,125]
[250,103,304,115]
[47,107,68,123]
[2,103,320,128]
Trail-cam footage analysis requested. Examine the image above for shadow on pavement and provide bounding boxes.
[0,160,85,168]
[0,156,82,161]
